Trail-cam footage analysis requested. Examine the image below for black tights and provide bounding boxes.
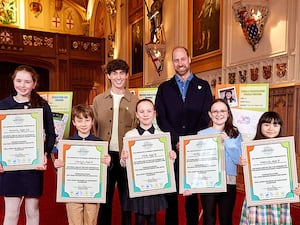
[135,213,156,225]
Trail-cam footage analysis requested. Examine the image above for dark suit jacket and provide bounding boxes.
[155,74,213,149]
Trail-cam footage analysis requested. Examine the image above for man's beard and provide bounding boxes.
[175,66,189,76]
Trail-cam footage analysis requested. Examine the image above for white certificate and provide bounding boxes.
[242,136,299,206]
[0,109,44,171]
[179,134,226,194]
[56,140,108,203]
[123,133,176,198]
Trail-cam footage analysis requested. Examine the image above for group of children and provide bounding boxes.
[1,64,300,225]
[56,98,300,225]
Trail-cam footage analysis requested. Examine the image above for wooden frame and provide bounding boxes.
[242,136,299,206]
[56,140,108,203]
[123,133,176,198]
[189,0,222,73]
[131,18,144,75]
[0,108,44,171]
[179,134,226,194]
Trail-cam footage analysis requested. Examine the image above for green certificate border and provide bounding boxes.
[0,108,44,171]
[123,132,176,198]
[56,140,108,203]
[242,136,299,206]
[179,134,226,194]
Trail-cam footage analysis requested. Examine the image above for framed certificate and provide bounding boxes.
[56,140,108,203]
[179,134,226,194]
[0,108,44,171]
[242,136,299,206]
[123,132,176,198]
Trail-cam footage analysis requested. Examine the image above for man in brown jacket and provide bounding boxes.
[93,59,139,225]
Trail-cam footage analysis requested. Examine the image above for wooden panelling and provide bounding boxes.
[70,60,105,106]
[237,84,300,194]
[128,0,144,24]
[0,27,105,107]
[269,86,298,150]
[128,72,143,88]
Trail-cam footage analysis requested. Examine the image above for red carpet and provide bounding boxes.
[1,159,300,225]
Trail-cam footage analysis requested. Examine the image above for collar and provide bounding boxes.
[175,73,194,83]
[103,88,133,102]
[69,131,92,140]
[136,125,155,135]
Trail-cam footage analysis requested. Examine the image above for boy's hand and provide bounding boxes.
[169,150,177,161]
[54,159,64,168]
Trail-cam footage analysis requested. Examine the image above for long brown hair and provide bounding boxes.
[12,65,47,108]
[209,98,239,138]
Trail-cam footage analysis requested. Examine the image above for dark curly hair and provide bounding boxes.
[106,59,129,75]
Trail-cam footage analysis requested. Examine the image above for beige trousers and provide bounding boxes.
[66,203,99,225]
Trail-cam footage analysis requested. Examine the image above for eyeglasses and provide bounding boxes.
[211,110,228,115]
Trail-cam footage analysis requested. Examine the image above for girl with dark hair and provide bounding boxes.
[239,111,300,224]
[194,98,242,225]
[0,65,56,225]
[223,89,236,107]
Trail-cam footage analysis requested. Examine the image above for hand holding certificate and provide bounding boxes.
[0,109,44,171]
[242,136,299,206]
[56,140,109,203]
[123,132,176,198]
[179,134,226,194]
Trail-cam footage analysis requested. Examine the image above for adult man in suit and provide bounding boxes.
[155,46,213,225]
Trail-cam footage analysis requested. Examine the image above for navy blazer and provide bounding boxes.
[155,75,213,148]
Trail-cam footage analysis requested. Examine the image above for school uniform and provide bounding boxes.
[121,126,167,222]
[0,94,56,197]
[65,132,102,225]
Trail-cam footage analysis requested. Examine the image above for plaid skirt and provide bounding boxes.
[239,199,292,225]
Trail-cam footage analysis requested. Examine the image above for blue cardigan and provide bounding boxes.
[198,127,242,176]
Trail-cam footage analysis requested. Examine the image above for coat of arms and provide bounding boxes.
[228,73,236,84]
[263,65,272,80]
[276,63,287,78]
[250,68,259,81]
[239,70,247,83]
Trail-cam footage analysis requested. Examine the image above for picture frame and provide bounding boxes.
[0,108,44,171]
[189,0,222,72]
[131,18,144,75]
[242,136,299,206]
[123,132,176,198]
[179,134,226,194]
[56,140,108,203]
[217,86,238,107]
